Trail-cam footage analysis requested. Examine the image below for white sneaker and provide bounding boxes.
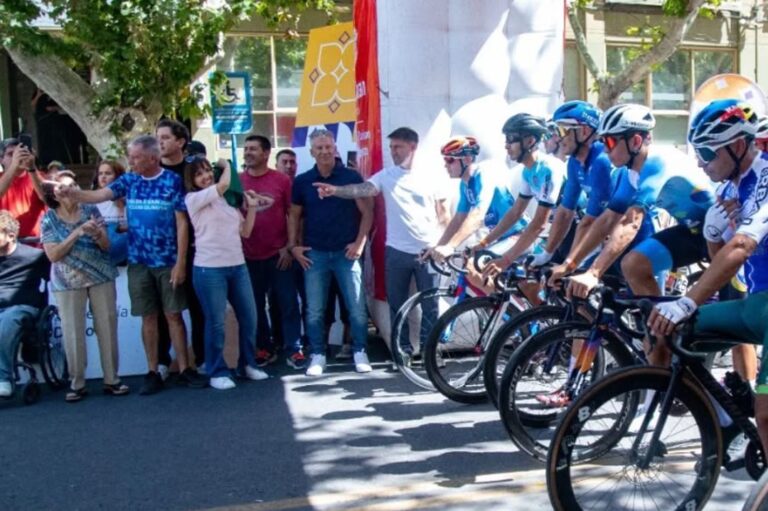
[157,364,170,381]
[0,381,12,397]
[209,376,236,390]
[244,366,269,381]
[354,351,372,373]
[306,354,327,377]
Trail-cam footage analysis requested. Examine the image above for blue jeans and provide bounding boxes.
[385,246,439,351]
[192,264,257,377]
[246,255,302,355]
[304,250,368,356]
[0,305,39,383]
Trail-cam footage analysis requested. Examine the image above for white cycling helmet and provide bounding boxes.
[597,104,656,136]
[756,114,768,142]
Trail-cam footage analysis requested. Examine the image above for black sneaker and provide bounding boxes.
[177,368,208,388]
[139,371,164,396]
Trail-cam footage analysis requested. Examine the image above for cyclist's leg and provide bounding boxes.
[719,277,757,382]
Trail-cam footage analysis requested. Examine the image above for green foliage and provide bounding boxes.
[0,0,336,123]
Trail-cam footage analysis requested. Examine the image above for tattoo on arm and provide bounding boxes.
[335,182,379,199]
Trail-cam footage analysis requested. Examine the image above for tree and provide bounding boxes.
[0,1,336,159]
[568,0,720,109]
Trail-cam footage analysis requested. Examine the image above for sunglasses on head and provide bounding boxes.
[693,145,718,163]
[184,154,208,164]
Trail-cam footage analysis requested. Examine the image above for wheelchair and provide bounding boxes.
[7,304,68,405]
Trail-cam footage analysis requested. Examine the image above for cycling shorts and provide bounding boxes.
[631,224,708,275]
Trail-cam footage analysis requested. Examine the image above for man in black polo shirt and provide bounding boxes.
[288,129,373,376]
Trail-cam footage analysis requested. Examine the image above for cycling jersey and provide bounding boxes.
[560,141,616,217]
[457,166,528,239]
[518,154,567,208]
[732,152,768,294]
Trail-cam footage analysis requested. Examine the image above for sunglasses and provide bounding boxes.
[505,135,523,145]
[556,125,577,138]
[693,145,718,163]
[443,156,458,163]
[601,135,623,152]
[184,154,208,164]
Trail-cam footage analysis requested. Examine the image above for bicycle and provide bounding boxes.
[546,302,766,511]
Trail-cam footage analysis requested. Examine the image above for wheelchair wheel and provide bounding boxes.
[22,382,40,405]
[37,305,68,390]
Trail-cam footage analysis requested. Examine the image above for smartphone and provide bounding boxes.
[346,150,358,169]
[18,133,33,150]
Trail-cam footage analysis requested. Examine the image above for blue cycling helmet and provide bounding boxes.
[688,99,758,150]
[552,100,601,129]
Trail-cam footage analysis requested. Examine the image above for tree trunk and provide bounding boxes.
[4,46,160,161]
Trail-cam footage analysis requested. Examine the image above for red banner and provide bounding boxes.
[354,0,386,300]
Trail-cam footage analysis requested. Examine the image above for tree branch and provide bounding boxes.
[566,2,605,86]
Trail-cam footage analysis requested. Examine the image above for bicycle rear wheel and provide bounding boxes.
[390,287,455,390]
[38,305,68,390]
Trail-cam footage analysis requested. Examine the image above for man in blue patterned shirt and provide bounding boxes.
[55,135,207,394]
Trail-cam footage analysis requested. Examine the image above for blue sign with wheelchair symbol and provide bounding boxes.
[211,72,252,134]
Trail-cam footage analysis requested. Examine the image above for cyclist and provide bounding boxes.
[549,104,714,311]
[757,114,768,153]
[528,101,615,267]
[428,136,528,260]
[478,113,567,280]
[648,98,768,453]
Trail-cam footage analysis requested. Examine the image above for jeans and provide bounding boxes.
[385,246,439,350]
[0,305,39,383]
[304,250,368,356]
[193,264,257,377]
[246,255,302,355]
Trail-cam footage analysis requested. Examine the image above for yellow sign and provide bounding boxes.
[295,22,356,127]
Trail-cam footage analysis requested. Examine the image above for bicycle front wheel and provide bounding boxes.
[547,366,721,511]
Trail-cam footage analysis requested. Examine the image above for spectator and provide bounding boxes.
[184,155,272,389]
[41,171,128,402]
[288,129,373,376]
[55,135,207,395]
[276,148,298,180]
[94,160,128,266]
[241,135,306,369]
[0,138,46,240]
[155,119,205,377]
[0,210,48,398]
[44,160,64,181]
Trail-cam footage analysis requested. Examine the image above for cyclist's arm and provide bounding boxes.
[687,234,756,305]
[502,204,550,263]
[543,206,575,254]
[444,209,484,248]
[481,196,529,246]
[562,207,625,271]
[585,206,644,277]
[572,214,596,249]
[706,239,726,259]
[436,211,467,246]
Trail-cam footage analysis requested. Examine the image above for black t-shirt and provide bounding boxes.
[0,243,49,309]
[163,160,187,179]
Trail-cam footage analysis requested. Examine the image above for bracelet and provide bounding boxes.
[478,239,489,248]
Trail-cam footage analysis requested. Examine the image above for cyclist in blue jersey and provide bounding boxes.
[478,113,567,279]
[429,136,528,260]
[757,115,768,153]
[528,101,615,267]
[649,99,768,453]
[550,104,715,302]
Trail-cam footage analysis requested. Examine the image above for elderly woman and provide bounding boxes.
[41,171,128,402]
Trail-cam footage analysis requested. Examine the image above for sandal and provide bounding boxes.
[65,387,88,403]
[535,389,571,408]
[103,383,130,396]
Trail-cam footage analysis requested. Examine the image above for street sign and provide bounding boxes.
[210,71,252,134]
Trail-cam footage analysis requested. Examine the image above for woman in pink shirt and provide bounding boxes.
[184,156,273,390]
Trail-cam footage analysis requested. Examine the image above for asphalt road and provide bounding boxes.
[0,337,759,510]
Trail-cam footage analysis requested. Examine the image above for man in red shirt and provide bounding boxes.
[0,138,46,240]
[241,135,305,369]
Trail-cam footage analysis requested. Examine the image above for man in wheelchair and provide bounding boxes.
[0,210,49,397]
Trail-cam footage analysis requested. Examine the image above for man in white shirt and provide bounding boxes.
[313,127,446,354]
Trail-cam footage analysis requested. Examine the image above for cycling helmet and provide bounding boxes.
[440,136,480,158]
[755,114,768,142]
[597,104,655,136]
[502,113,549,139]
[688,99,758,150]
[552,100,601,129]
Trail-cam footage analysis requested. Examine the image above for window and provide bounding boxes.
[606,46,735,146]
[218,36,307,150]
[563,46,584,101]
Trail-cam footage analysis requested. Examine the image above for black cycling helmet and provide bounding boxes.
[503,113,548,163]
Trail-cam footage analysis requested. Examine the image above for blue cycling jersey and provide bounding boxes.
[560,141,616,217]
[607,146,715,237]
[457,166,528,239]
[518,153,567,208]
[733,152,768,293]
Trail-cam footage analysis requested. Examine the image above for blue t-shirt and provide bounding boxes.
[40,204,118,291]
[560,141,616,217]
[733,152,768,293]
[607,146,715,238]
[108,169,187,268]
[456,166,527,240]
[292,163,363,252]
